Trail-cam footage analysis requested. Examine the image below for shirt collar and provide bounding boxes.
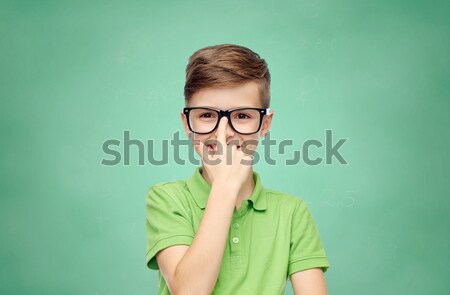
[186,166,267,211]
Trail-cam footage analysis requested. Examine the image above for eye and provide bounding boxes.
[199,112,216,118]
[234,112,252,120]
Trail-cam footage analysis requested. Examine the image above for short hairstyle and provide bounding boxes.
[184,44,271,108]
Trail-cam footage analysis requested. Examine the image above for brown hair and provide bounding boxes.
[184,44,271,108]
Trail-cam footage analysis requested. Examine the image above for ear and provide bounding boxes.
[180,110,191,138]
[259,109,274,137]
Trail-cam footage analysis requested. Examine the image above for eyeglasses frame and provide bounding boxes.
[183,106,271,135]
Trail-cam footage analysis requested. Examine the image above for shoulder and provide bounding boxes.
[263,188,307,216]
[148,179,188,192]
[264,187,305,207]
[146,180,189,203]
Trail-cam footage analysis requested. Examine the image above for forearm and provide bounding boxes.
[292,268,328,295]
[174,182,237,295]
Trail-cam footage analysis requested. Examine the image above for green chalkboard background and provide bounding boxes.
[1,1,449,294]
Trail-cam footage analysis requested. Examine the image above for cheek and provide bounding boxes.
[190,134,204,149]
[191,135,218,151]
[191,134,207,142]
[242,136,259,152]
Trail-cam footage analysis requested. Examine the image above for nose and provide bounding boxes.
[215,116,235,139]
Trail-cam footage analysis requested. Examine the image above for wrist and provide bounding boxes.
[211,180,241,197]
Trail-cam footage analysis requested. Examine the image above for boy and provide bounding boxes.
[146,44,330,295]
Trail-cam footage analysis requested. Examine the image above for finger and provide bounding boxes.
[195,139,220,165]
[215,116,228,150]
[230,143,238,158]
[225,144,236,165]
[240,139,257,155]
[240,153,254,166]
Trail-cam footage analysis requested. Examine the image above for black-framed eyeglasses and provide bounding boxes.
[183,106,271,135]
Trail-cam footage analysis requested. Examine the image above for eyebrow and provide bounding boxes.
[190,105,260,109]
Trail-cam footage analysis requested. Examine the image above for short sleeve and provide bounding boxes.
[145,184,195,270]
[287,200,330,277]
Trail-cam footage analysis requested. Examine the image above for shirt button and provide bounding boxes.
[232,223,240,229]
[232,237,239,244]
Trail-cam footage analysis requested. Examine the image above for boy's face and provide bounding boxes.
[180,80,274,157]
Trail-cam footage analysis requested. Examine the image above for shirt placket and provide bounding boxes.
[230,200,249,272]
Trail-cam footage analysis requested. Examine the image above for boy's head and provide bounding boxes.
[180,44,274,158]
[184,44,271,108]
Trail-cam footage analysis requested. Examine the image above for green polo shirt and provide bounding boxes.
[146,166,330,295]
